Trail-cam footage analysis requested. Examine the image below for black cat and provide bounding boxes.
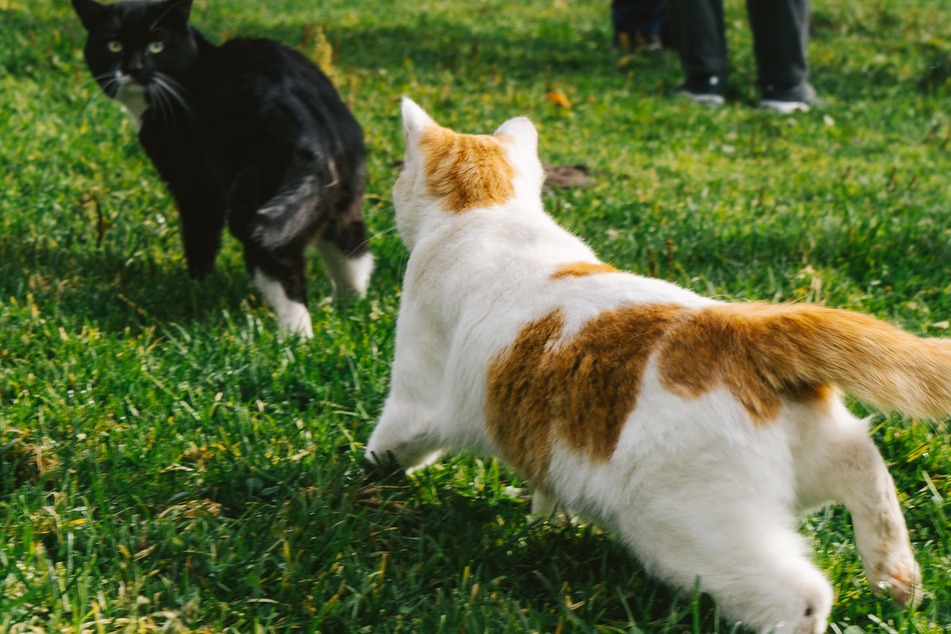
[72,0,373,337]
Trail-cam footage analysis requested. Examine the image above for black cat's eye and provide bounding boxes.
[148,41,165,54]
[107,40,123,53]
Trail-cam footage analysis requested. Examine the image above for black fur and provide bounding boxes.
[72,0,370,320]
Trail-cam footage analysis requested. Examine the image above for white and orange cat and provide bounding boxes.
[366,98,951,633]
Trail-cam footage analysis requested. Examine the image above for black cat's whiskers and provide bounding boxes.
[147,73,193,129]
[84,71,120,94]
[145,80,177,128]
[79,72,122,115]
[153,72,191,111]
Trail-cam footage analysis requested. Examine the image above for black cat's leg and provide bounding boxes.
[244,242,313,338]
[138,126,225,279]
[179,199,225,279]
[316,196,373,298]
[226,167,313,336]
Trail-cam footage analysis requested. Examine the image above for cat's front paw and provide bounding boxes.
[364,417,442,474]
[868,558,922,607]
[362,449,408,483]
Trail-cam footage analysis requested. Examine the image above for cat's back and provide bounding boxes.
[204,39,324,90]
[198,38,362,141]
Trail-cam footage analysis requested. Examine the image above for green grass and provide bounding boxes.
[1,0,949,631]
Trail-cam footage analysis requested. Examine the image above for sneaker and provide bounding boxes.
[759,82,819,113]
[673,75,725,106]
[614,30,663,52]
[641,32,663,52]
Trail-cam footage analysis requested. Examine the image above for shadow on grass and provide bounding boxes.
[130,451,729,632]
[0,236,253,334]
[341,471,724,632]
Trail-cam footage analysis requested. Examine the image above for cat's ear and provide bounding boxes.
[495,117,538,156]
[71,0,106,32]
[160,0,194,25]
[401,97,437,148]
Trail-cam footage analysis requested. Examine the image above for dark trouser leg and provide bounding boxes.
[668,0,727,82]
[746,0,810,91]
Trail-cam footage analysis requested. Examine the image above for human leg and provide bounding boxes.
[667,0,727,103]
[612,0,669,50]
[747,0,817,111]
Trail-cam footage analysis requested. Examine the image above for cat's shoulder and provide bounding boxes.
[214,37,312,68]
[218,37,287,55]
[206,37,332,93]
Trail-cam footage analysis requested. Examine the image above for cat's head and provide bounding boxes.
[395,98,545,249]
[72,0,198,113]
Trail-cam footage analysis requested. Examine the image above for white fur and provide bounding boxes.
[366,98,921,633]
[252,269,313,338]
[115,74,147,129]
[315,241,374,298]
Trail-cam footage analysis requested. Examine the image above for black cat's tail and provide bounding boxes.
[250,146,332,250]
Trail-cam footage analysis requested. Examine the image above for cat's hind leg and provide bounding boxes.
[612,450,833,633]
[245,244,314,338]
[624,505,832,633]
[318,197,373,298]
[226,168,314,337]
[315,240,374,299]
[794,399,921,607]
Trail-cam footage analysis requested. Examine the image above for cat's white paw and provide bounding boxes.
[364,413,442,473]
[316,242,374,298]
[752,595,830,634]
[278,307,314,339]
[252,270,314,338]
[868,557,922,607]
[364,444,441,474]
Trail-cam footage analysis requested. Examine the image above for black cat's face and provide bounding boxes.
[72,0,198,116]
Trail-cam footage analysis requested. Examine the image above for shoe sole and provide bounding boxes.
[675,91,725,106]
[759,99,810,113]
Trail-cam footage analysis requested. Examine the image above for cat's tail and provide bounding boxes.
[252,157,326,250]
[720,303,951,419]
[663,303,951,420]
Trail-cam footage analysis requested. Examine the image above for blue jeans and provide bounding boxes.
[612,0,669,41]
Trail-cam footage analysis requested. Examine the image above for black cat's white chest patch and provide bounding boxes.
[115,75,147,128]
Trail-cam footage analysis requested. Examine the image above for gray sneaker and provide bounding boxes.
[759,83,819,113]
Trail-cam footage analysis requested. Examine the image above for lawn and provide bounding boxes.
[1,0,949,632]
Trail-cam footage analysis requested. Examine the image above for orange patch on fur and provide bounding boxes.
[657,302,951,423]
[656,304,855,424]
[485,305,685,486]
[551,262,619,279]
[486,300,951,481]
[421,125,515,213]
[688,303,951,416]
[658,306,787,424]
